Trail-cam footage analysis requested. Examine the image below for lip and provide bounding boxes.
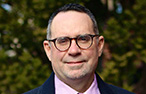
[67,61,82,64]
[65,60,86,64]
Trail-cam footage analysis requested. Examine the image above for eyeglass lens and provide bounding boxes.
[54,34,96,51]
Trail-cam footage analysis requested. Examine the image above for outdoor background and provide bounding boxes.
[0,0,146,94]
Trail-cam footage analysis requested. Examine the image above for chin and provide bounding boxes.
[65,71,89,80]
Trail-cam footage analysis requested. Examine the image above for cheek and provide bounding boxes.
[50,48,66,64]
[87,44,99,63]
[87,50,98,62]
[50,50,62,71]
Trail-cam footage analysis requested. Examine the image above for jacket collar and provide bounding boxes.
[41,72,55,94]
[40,72,115,94]
[95,73,115,94]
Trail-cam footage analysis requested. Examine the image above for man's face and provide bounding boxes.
[44,11,104,81]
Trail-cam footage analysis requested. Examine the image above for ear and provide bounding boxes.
[97,36,104,57]
[43,40,52,61]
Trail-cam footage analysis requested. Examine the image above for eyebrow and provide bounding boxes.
[49,33,93,40]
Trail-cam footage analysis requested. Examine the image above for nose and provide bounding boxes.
[68,39,81,56]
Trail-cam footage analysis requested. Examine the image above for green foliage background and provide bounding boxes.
[0,0,145,94]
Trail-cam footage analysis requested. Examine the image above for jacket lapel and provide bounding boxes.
[40,72,115,94]
[96,73,115,94]
[40,72,55,94]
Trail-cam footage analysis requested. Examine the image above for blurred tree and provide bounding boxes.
[0,0,91,93]
[100,0,146,93]
[0,49,51,93]
[0,0,145,94]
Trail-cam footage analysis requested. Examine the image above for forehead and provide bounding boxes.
[51,11,94,38]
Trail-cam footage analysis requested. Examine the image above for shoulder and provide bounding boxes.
[23,86,41,94]
[23,72,55,94]
[95,73,135,94]
[108,84,135,94]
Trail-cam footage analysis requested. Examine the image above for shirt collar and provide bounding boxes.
[55,74,100,94]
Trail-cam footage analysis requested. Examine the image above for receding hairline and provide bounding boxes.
[49,10,96,37]
[47,4,99,39]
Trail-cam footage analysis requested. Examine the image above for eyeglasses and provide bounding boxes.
[48,34,99,51]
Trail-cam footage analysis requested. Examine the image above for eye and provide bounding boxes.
[78,35,91,43]
[56,37,69,44]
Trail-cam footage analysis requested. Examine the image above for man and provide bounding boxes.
[24,3,134,94]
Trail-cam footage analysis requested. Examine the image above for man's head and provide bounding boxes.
[43,3,104,82]
[47,3,99,39]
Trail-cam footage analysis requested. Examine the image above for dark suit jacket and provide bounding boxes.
[24,72,134,94]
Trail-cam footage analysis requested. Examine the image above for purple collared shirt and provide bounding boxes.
[55,74,101,94]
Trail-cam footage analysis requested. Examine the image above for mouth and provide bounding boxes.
[64,60,87,70]
[65,60,86,65]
